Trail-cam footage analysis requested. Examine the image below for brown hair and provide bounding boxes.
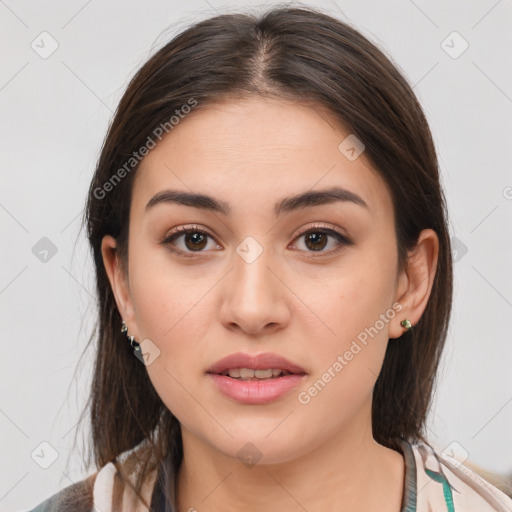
[77,4,453,508]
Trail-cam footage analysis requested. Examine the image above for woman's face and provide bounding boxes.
[104,97,415,464]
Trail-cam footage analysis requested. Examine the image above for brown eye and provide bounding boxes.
[181,231,208,251]
[162,225,219,256]
[303,231,329,251]
[292,225,353,256]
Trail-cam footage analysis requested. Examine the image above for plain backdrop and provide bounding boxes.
[1,0,511,510]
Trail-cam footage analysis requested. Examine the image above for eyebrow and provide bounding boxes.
[145,186,369,217]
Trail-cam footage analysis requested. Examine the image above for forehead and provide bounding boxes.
[132,98,392,219]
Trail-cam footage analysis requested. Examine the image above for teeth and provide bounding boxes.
[254,369,274,379]
[223,368,290,379]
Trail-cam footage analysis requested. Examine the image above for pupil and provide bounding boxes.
[306,232,327,251]
[185,232,207,251]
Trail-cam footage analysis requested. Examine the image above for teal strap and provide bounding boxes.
[424,468,455,512]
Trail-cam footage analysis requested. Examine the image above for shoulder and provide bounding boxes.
[27,458,157,512]
[27,473,97,512]
[93,445,160,512]
[26,443,161,512]
[405,439,512,511]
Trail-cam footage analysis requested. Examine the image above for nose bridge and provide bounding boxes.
[232,234,276,299]
[220,234,290,333]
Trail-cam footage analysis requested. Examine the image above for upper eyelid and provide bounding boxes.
[294,222,346,236]
[165,222,345,240]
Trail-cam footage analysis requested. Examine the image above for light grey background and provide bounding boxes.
[1,0,511,510]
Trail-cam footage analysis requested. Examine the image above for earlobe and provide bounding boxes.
[390,229,439,339]
[100,235,134,323]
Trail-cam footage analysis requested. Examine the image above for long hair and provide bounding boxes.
[78,5,453,508]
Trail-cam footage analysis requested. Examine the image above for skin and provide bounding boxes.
[102,97,439,512]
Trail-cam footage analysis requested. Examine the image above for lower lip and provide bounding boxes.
[207,373,306,404]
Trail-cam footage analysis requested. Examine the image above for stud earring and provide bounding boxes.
[121,320,141,351]
[400,319,412,330]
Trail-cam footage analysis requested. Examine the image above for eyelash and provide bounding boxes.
[161,223,353,259]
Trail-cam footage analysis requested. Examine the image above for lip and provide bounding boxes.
[206,351,307,376]
[205,352,307,405]
[207,373,306,404]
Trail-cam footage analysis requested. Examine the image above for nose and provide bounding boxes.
[219,245,291,336]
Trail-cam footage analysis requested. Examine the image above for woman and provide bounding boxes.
[28,5,512,512]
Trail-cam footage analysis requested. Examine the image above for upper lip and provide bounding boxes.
[206,352,307,375]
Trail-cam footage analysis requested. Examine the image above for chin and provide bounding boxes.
[207,431,314,467]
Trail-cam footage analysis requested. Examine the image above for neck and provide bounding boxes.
[175,404,405,512]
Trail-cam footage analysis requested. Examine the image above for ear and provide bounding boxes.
[101,235,138,335]
[389,228,439,339]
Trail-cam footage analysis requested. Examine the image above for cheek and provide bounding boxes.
[310,259,395,335]
[297,279,394,425]
[128,243,208,338]
[300,250,397,378]
[130,264,210,422]
[127,247,214,374]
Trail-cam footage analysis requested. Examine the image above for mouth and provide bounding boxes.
[206,351,307,381]
[209,367,305,381]
[206,360,307,404]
